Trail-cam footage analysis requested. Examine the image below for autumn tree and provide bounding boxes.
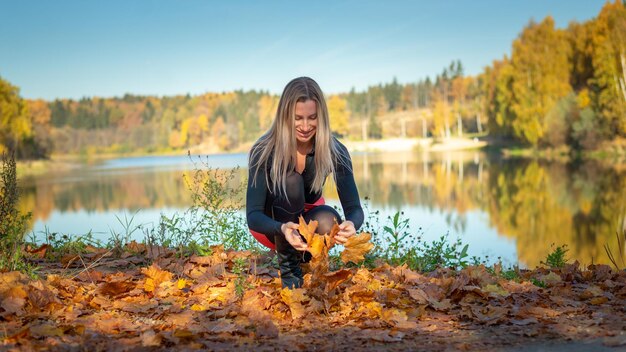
[327,95,350,137]
[0,77,31,155]
[588,1,626,137]
[509,17,572,145]
[24,99,52,158]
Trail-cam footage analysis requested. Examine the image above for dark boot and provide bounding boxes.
[274,233,304,289]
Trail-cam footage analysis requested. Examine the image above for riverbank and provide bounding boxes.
[344,137,487,153]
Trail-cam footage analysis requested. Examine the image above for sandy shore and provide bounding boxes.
[344,137,486,152]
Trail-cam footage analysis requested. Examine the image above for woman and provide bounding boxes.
[246,77,364,289]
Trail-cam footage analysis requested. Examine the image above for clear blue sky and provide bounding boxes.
[0,0,608,100]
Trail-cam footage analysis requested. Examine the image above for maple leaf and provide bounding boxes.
[298,216,318,244]
[141,264,173,293]
[280,287,307,320]
[341,232,374,264]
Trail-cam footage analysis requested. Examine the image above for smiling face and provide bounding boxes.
[294,99,318,147]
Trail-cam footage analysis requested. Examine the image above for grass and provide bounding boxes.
[604,229,626,271]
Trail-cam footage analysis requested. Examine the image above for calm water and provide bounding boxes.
[20,151,626,268]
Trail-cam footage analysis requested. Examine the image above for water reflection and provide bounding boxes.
[19,151,625,268]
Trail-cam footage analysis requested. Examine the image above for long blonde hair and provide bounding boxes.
[249,77,350,196]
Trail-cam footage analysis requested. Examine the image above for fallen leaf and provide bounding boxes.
[1,296,25,315]
[407,288,429,304]
[482,284,509,297]
[141,264,173,293]
[97,281,135,297]
[29,323,64,338]
[324,269,352,292]
[540,272,562,286]
[141,329,162,347]
[25,244,51,259]
[280,287,307,320]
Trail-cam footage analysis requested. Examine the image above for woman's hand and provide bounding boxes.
[281,222,308,251]
[334,220,356,245]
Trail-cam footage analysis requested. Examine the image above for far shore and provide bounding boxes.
[15,136,625,176]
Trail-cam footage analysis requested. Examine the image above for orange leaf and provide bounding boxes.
[97,281,135,297]
[141,264,173,292]
[298,216,318,243]
[341,232,374,263]
[323,269,352,292]
[280,287,307,320]
[307,234,329,259]
[25,244,51,259]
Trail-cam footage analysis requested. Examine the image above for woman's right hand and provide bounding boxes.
[281,222,308,251]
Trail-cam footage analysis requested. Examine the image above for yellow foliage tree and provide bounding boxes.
[257,95,277,132]
[327,95,350,137]
[0,77,31,153]
[510,17,572,145]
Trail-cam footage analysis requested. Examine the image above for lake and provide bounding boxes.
[19,150,626,268]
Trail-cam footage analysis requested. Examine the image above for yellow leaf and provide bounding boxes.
[280,287,307,320]
[341,232,374,263]
[482,284,509,297]
[190,304,205,311]
[144,278,156,293]
[141,264,173,292]
[177,279,187,290]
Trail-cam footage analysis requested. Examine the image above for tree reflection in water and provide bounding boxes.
[19,151,625,268]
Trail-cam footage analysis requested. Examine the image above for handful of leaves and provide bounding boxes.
[297,216,374,264]
[295,216,374,294]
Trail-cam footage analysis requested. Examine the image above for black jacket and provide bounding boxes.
[246,139,364,238]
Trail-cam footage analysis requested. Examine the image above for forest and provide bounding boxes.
[1,1,624,159]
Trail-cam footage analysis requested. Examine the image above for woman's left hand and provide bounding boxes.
[334,220,356,244]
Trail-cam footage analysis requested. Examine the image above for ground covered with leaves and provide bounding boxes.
[1,226,626,351]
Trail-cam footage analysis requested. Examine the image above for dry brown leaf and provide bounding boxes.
[25,244,51,259]
[97,281,135,297]
[141,329,162,347]
[407,288,429,304]
[324,269,352,292]
[341,232,374,264]
[1,296,25,315]
[540,272,562,287]
[29,323,64,338]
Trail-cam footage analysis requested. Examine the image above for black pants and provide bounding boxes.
[268,171,341,288]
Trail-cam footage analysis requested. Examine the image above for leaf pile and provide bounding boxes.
[1,240,625,351]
